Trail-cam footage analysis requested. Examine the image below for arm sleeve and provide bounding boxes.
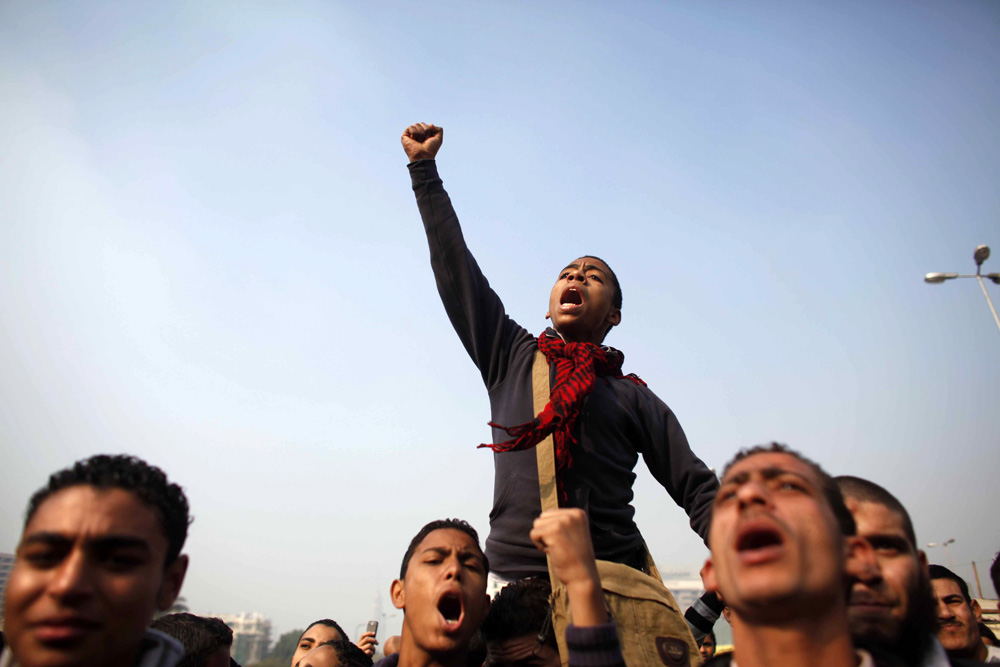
[635,392,719,543]
[565,624,627,667]
[408,159,527,389]
[684,590,724,643]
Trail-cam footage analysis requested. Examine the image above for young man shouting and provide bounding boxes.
[401,122,718,588]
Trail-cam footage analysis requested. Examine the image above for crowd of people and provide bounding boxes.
[1,125,997,667]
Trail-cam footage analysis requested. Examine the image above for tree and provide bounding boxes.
[268,629,304,662]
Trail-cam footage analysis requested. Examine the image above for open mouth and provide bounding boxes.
[560,287,583,306]
[735,523,784,563]
[437,591,464,630]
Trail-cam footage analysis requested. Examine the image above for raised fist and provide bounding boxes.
[401,122,443,162]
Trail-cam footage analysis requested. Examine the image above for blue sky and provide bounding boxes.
[2,0,998,643]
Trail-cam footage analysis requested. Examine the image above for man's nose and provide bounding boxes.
[443,556,462,581]
[846,540,881,584]
[936,598,954,620]
[48,549,94,603]
[736,480,769,509]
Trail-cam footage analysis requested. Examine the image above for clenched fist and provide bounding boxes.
[401,122,443,162]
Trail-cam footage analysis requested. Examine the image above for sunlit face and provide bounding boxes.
[932,578,983,658]
[845,498,927,645]
[702,452,845,620]
[3,486,186,667]
[292,624,344,667]
[391,529,490,658]
[486,634,560,667]
[545,257,620,345]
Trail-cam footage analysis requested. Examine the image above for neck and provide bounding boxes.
[396,628,467,667]
[949,640,988,662]
[731,605,858,667]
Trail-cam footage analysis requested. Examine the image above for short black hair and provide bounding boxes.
[834,475,918,548]
[928,564,972,603]
[718,442,856,537]
[399,518,488,579]
[481,577,553,645]
[582,255,622,310]
[316,640,373,667]
[151,613,232,667]
[25,454,191,565]
[298,619,347,643]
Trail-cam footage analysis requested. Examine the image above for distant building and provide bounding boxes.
[661,571,705,612]
[0,552,14,626]
[218,612,273,664]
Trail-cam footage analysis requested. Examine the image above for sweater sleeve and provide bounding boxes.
[635,390,719,543]
[565,623,626,667]
[408,159,528,390]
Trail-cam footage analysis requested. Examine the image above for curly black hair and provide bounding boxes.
[25,454,191,565]
[399,518,488,579]
[316,640,373,667]
[481,577,553,646]
[151,613,232,667]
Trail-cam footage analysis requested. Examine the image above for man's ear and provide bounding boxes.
[156,555,189,611]
[390,579,406,611]
[972,598,983,622]
[606,308,621,328]
[917,549,929,572]
[701,557,718,594]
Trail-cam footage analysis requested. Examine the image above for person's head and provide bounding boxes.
[991,551,1000,605]
[835,476,936,659]
[980,622,998,646]
[292,620,347,667]
[3,454,190,667]
[699,631,716,661]
[382,636,401,657]
[295,640,371,667]
[546,256,622,344]
[391,519,490,664]
[150,613,233,667]
[481,577,558,667]
[929,565,986,661]
[701,443,872,627]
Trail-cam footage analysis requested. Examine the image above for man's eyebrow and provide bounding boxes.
[720,467,814,486]
[561,262,608,275]
[864,534,911,551]
[20,532,151,551]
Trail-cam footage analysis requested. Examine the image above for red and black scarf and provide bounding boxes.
[480,331,646,501]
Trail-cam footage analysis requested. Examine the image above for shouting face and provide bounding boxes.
[3,486,187,667]
[702,452,849,621]
[391,528,490,660]
[546,257,620,344]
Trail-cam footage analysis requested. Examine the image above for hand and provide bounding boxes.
[530,508,607,626]
[356,632,377,657]
[401,122,443,162]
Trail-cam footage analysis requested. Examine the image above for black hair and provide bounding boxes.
[834,475,918,548]
[581,255,622,310]
[298,619,347,643]
[481,577,553,645]
[151,613,232,667]
[991,551,1000,602]
[25,454,191,565]
[399,518,488,579]
[718,442,856,537]
[928,564,972,603]
[316,640,373,667]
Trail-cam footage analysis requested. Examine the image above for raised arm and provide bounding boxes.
[402,123,531,390]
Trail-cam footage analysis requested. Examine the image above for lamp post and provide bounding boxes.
[925,245,1000,334]
[927,538,956,569]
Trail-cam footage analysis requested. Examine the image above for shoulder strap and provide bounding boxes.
[531,349,663,582]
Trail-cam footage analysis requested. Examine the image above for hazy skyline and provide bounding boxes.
[2,0,998,645]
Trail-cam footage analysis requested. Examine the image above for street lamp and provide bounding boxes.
[925,245,1000,334]
[927,538,956,569]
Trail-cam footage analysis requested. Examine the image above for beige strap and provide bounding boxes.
[532,349,560,513]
